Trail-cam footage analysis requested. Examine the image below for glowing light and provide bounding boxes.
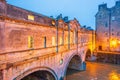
[52,20,55,26]
[60,59,63,65]
[109,72,120,80]
[28,36,33,48]
[110,40,117,47]
[28,15,34,20]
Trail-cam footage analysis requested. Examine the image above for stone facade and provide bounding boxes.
[0,1,95,80]
[96,1,120,52]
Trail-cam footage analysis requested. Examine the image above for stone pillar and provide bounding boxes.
[79,62,86,71]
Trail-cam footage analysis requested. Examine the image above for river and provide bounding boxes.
[66,62,120,80]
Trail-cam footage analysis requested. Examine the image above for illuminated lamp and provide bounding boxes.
[28,15,34,21]
[111,40,117,47]
[52,20,55,26]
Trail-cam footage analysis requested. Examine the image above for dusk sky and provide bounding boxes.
[7,0,116,29]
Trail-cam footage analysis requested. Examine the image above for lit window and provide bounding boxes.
[52,37,56,46]
[60,37,63,45]
[28,36,34,48]
[28,15,34,21]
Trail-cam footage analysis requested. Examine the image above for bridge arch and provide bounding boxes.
[63,53,82,79]
[14,67,58,80]
[85,49,92,61]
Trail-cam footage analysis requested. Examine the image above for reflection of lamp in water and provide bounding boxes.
[109,72,120,80]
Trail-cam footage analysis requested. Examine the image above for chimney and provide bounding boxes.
[0,0,6,15]
[0,0,6,3]
[98,3,107,11]
[115,0,120,7]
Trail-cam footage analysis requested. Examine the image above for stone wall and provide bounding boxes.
[96,1,120,51]
[0,1,6,15]
[0,1,94,80]
[7,4,53,26]
[0,70,3,80]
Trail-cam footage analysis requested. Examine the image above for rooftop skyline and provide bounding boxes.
[7,0,117,29]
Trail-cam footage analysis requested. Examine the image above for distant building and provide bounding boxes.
[95,1,120,52]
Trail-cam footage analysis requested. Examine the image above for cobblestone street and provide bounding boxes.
[66,62,120,80]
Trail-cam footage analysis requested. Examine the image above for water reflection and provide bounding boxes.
[66,62,120,80]
[109,71,120,80]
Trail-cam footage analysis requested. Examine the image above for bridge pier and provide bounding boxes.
[68,55,82,71]
[0,70,3,80]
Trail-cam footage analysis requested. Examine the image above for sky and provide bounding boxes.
[7,0,116,29]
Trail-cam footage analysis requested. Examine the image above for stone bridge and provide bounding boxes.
[0,0,95,80]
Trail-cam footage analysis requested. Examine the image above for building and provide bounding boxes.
[95,1,120,52]
[0,0,95,80]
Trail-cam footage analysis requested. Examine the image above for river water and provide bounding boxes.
[66,62,120,80]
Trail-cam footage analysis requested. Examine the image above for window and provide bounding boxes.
[99,15,102,19]
[28,36,34,48]
[99,46,102,50]
[62,31,64,44]
[44,37,46,48]
[60,37,63,45]
[105,22,108,27]
[52,37,56,46]
[117,32,120,36]
[112,33,114,35]
[74,30,77,44]
[105,32,108,36]
[28,15,34,21]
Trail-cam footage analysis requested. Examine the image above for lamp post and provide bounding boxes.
[109,11,111,51]
[56,20,58,53]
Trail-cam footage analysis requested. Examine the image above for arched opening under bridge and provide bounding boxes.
[85,49,91,61]
[66,55,82,80]
[21,70,56,80]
